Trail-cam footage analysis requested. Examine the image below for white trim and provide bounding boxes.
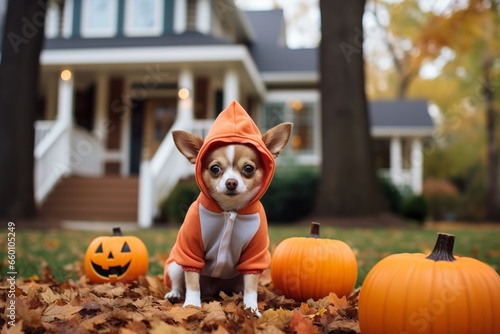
[45,1,59,38]
[173,0,187,34]
[124,0,164,37]
[42,45,249,65]
[196,0,211,34]
[261,71,318,84]
[41,45,266,98]
[62,0,73,38]
[372,126,434,137]
[265,90,319,102]
[80,0,118,38]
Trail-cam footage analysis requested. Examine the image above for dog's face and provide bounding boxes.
[201,144,264,211]
[172,122,292,211]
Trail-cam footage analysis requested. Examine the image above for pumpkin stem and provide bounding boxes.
[426,233,456,261]
[309,222,320,238]
[112,227,123,236]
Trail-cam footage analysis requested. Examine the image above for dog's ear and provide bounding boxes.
[262,122,293,158]
[172,130,204,164]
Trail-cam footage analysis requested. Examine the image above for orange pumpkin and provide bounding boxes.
[270,222,358,301]
[84,227,149,283]
[358,233,500,334]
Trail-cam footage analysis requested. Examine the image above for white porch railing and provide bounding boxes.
[34,121,72,204]
[138,118,214,227]
[34,122,104,204]
[71,126,103,176]
[34,120,56,147]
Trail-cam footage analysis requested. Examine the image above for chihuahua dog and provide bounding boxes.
[163,101,292,316]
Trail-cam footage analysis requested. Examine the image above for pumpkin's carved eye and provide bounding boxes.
[96,243,103,253]
[121,242,131,253]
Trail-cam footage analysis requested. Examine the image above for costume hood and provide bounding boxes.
[195,100,275,213]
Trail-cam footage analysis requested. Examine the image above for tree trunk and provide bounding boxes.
[397,71,415,100]
[314,0,386,217]
[0,0,48,220]
[483,57,500,221]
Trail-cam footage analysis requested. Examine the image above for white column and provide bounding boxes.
[62,0,74,38]
[138,160,153,228]
[173,0,187,34]
[46,73,58,120]
[54,70,74,180]
[223,68,239,108]
[390,137,402,186]
[411,138,423,194]
[92,73,108,142]
[196,0,211,34]
[57,70,74,126]
[177,68,194,123]
[45,1,60,38]
[121,78,131,176]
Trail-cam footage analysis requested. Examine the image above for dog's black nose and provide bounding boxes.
[226,178,238,191]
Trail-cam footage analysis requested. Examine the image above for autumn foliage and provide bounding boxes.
[1,270,360,333]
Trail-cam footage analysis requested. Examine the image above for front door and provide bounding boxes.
[142,98,177,159]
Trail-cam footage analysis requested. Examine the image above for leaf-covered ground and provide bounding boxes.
[1,270,360,333]
[1,223,499,332]
[4,224,500,287]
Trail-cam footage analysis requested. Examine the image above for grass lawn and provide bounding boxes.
[2,223,500,288]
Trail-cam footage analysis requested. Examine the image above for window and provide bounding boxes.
[81,0,118,38]
[262,98,316,155]
[124,0,164,36]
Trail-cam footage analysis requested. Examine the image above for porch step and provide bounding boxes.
[38,176,139,222]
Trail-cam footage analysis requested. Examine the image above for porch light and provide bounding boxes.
[60,70,72,81]
[289,99,303,111]
[178,88,190,100]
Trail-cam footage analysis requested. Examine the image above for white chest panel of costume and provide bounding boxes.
[199,203,260,279]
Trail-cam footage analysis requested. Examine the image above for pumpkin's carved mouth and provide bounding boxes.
[91,260,131,278]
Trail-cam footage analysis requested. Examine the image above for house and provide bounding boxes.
[28,0,433,227]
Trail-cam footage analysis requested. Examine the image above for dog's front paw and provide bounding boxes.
[165,290,182,303]
[183,289,201,308]
[243,292,261,317]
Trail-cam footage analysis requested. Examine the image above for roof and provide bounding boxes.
[244,10,317,73]
[44,31,230,49]
[369,100,434,137]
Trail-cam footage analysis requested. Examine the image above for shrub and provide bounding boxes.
[378,175,429,223]
[378,175,403,213]
[261,166,319,223]
[422,178,460,220]
[158,180,199,223]
[401,195,429,224]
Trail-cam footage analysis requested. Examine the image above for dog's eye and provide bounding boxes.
[210,164,221,175]
[243,164,255,175]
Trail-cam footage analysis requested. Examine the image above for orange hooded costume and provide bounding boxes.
[164,101,274,285]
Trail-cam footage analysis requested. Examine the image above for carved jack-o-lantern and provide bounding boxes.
[84,227,149,283]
